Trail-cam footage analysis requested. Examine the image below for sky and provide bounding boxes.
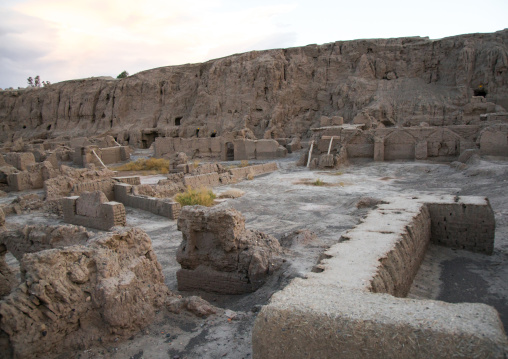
[1,0,507,89]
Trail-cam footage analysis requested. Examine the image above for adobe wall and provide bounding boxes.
[176,206,283,294]
[4,152,36,170]
[63,191,126,231]
[70,178,116,200]
[310,125,488,165]
[253,195,506,358]
[232,139,287,161]
[479,125,508,156]
[154,137,223,158]
[73,145,130,167]
[114,183,181,220]
[0,227,170,358]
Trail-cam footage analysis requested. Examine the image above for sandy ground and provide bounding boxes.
[3,152,508,358]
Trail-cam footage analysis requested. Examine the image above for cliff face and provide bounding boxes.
[0,30,507,144]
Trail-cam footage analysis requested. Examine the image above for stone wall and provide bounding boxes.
[63,191,126,231]
[253,195,506,358]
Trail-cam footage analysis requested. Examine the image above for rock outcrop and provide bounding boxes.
[0,226,170,358]
[176,206,283,294]
[1,30,507,145]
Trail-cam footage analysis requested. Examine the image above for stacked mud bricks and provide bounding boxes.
[63,191,126,230]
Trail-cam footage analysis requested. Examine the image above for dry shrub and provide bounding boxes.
[313,178,325,186]
[217,189,245,199]
[175,186,216,207]
[112,158,169,174]
[239,160,250,168]
[246,173,254,180]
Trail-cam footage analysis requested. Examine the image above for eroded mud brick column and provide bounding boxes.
[176,206,283,294]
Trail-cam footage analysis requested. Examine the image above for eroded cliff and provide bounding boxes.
[0,30,507,145]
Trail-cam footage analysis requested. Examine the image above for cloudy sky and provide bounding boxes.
[1,0,507,89]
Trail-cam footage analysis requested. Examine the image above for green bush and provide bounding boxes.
[175,187,216,207]
[117,70,129,79]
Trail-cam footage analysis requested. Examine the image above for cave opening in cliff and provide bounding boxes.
[474,88,487,97]
[175,117,182,126]
[211,132,216,138]
[141,131,158,149]
[47,125,51,131]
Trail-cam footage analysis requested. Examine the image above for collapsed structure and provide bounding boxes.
[0,29,506,358]
[0,226,170,358]
[176,206,283,294]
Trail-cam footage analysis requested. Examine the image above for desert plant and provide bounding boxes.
[313,178,325,186]
[111,158,169,174]
[175,186,216,207]
[239,160,250,168]
[117,70,129,79]
[217,189,245,199]
[246,173,254,180]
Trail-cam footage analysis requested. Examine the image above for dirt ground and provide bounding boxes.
[4,151,508,359]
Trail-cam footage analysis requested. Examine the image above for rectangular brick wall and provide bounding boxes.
[427,202,495,254]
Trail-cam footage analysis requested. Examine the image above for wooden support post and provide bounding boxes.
[306,141,314,168]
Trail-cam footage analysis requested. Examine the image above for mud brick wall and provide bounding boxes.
[112,176,141,185]
[368,205,431,297]
[253,195,504,359]
[99,146,130,164]
[71,179,115,200]
[114,183,181,219]
[7,171,43,191]
[154,137,222,158]
[177,267,257,294]
[62,196,126,230]
[183,173,220,188]
[427,200,496,254]
[4,152,36,170]
[228,163,278,180]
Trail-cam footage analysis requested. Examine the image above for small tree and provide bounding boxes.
[27,75,49,88]
[117,70,129,79]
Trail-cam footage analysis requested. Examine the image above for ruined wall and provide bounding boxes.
[176,206,283,294]
[0,227,170,359]
[114,183,181,220]
[253,195,505,358]
[427,199,496,254]
[1,30,507,144]
[63,191,126,231]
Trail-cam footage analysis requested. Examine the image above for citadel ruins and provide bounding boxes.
[0,29,507,358]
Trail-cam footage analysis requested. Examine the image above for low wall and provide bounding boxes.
[62,192,126,231]
[114,183,181,220]
[253,195,506,358]
[71,179,116,200]
[154,137,223,158]
[4,152,36,170]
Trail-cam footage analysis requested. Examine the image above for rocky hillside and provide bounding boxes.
[0,29,507,144]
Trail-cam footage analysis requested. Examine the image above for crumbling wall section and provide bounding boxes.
[176,206,283,294]
[0,227,170,359]
[114,184,181,220]
[253,195,504,359]
[63,191,126,231]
